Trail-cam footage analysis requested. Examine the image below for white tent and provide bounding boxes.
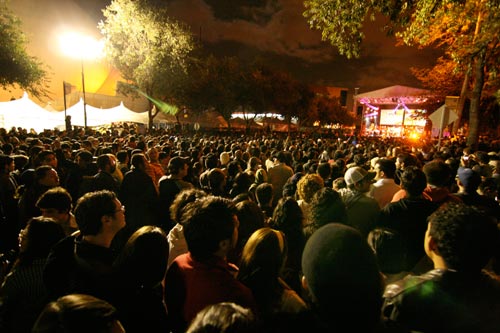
[105,101,149,124]
[65,99,150,126]
[0,92,64,132]
[65,98,111,127]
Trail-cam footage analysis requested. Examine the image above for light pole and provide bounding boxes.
[59,32,103,130]
[80,59,87,128]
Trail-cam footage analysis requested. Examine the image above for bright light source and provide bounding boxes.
[59,32,104,60]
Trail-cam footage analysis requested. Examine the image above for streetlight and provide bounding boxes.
[59,32,103,129]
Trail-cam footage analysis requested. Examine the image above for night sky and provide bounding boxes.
[3,0,442,103]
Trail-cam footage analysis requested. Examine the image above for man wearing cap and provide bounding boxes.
[158,156,193,232]
[453,167,500,220]
[338,166,380,238]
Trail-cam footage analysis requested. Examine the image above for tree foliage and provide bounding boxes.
[179,55,249,128]
[99,0,194,129]
[309,94,355,126]
[0,0,49,98]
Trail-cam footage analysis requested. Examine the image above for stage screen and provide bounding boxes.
[379,109,426,126]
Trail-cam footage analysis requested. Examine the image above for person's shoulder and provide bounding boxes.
[383,269,446,300]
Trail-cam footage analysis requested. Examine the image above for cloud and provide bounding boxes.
[167,0,337,62]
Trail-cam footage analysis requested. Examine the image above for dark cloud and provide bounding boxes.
[166,0,441,92]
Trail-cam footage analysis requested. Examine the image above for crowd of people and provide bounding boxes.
[1,125,500,333]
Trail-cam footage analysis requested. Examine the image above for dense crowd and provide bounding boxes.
[1,125,500,333]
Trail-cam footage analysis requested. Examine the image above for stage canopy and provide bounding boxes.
[355,85,431,105]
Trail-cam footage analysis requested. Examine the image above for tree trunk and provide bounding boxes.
[452,65,470,135]
[467,49,486,149]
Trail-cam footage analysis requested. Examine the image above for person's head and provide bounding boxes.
[456,167,481,192]
[204,153,219,170]
[35,165,60,187]
[168,156,189,177]
[344,166,375,193]
[296,173,324,203]
[423,160,452,187]
[74,190,125,237]
[220,151,231,167]
[36,150,58,168]
[207,168,226,192]
[75,150,93,168]
[147,147,159,163]
[247,156,261,172]
[116,150,129,164]
[396,153,419,170]
[186,302,256,333]
[234,200,266,254]
[182,196,238,261]
[32,294,125,333]
[316,162,331,181]
[271,197,303,232]
[374,158,396,180]
[425,202,499,273]
[301,223,382,330]
[368,228,406,275]
[130,153,148,171]
[238,227,287,292]
[115,225,169,287]
[36,187,73,224]
[255,182,273,207]
[96,154,116,174]
[170,188,208,224]
[400,166,427,197]
[309,187,347,227]
[0,154,14,174]
[17,217,65,266]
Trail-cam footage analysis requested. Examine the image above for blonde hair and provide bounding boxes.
[296,173,324,203]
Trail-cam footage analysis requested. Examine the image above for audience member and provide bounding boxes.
[383,202,500,332]
[164,196,256,333]
[32,294,125,333]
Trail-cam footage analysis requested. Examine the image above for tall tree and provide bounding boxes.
[179,55,248,129]
[0,0,49,98]
[99,0,194,130]
[303,0,500,147]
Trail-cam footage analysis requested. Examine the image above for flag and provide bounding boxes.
[63,81,76,95]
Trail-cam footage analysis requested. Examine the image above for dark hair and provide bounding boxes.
[170,188,207,224]
[32,294,121,333]
[400,166,427,196]
[114,226,169,288]
[96,154,111,171]
[182,196,237,261]
[36,186,73,212]
[116,150,129,163]
[255,183,273,206]
[130,153,146,169]
[308,187,347,228]
[316,162,331,181]
[76,150,93,163]
[423,160,452,187]
[186,302,256,333]
[16,217,65,267]
[428,202,498,273]
[376,158,396,178]
[234,201,266,260]
[74,190,117,235]
[367,228,406,274]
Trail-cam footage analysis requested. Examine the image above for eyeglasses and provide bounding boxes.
[113,206,126,214]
